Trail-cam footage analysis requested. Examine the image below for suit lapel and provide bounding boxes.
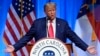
[56,19,60,38]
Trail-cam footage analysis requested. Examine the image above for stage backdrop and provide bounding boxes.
[0,0,12,56]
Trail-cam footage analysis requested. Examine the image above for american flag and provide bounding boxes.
[3,0,36,56]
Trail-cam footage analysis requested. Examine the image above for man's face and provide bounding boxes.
[45,5,56,20]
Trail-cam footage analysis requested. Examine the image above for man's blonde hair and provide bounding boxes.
[44,2,56,11]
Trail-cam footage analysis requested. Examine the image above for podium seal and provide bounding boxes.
[30,38,69,56]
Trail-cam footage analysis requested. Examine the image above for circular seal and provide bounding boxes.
[30,38,69,56]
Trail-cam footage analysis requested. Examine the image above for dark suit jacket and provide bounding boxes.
[14,17,88,51]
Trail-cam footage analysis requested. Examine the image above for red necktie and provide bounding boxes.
[48,21,54,38]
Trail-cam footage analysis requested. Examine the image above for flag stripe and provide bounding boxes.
[9,9,21,34]
[7,13,21,39]
[21,47,28,56]
[5,26,15,44]
[23,17,31,30]
[30,12,36,22]
[6,20,18,42]
[4,32,11,45]
[22,19,28,32]
[27,13,34,24]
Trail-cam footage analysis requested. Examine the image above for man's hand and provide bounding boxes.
[5,45,15,53]
[87,46,96,55]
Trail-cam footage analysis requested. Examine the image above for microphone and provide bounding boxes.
[46,17,54,38]
[46,17,49,38]
[47,16,53,22]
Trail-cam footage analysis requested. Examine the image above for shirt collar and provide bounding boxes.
[47,18,56,23]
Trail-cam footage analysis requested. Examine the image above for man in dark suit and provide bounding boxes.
[5,2,96,54]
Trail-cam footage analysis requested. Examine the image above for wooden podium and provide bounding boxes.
[26,43,73,56]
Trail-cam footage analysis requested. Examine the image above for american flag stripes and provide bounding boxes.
[3,0,35,56]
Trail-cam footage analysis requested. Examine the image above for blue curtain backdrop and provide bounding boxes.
[34,0,83,30]
[0,0,12,56]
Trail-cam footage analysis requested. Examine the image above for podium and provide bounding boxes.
[26,43,73,56]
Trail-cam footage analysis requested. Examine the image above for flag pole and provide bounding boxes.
[20,0,23,38]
